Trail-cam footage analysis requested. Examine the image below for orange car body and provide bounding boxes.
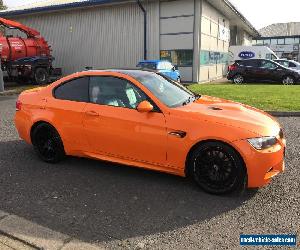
[15,70,285,188]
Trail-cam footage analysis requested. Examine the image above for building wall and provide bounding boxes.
[199,0,230,82]
[4,0,256,82]
[159,0,195,82]
[7,1,160,75]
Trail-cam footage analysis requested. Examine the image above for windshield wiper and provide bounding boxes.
[182,96,193,106]
[193,93,201,100]
[182,94,201,106]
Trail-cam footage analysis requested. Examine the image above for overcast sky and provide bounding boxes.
[3,0,300,30]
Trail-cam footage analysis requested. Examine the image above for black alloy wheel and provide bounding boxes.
[32,123,65,163]
[282,76,295,85]
[189,142,246,194]
[232,74,244,84]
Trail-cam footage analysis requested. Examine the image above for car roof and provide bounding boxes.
[86,69,157,77]
[275,59,299,63]
[138,60,169,64]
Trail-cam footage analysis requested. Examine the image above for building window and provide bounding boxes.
[263,39,271,45]
[256,40,263,45]
[270,39,278,45]
[277,38,285,45]
[252,40,257,45]
[285,37,295,44]
[160,50,193,67]
[294,37,300,43]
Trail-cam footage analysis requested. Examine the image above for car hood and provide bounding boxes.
[173,95,280,137]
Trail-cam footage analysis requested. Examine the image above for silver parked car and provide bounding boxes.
[274,59,300,71]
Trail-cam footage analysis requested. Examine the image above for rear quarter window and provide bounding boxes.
[54,77,89,102]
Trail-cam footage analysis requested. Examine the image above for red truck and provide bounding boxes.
[0,17,61,84]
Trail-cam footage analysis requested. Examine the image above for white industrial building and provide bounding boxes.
[0,0,259,82]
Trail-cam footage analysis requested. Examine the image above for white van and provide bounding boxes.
[228,46,278,64]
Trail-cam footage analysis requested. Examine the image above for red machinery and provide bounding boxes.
[0,17,61,84]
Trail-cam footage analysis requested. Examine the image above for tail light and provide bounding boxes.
[16,100,22,111]
[228,65,238,71]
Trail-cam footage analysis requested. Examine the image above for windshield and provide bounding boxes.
[129,71,197,108]
[137,62,157,70]
[276,60,289,67]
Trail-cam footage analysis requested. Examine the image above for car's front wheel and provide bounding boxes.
[188,141,247,194]
[282,75,295,85]
[31,123,65,163]
[232,74,245,84]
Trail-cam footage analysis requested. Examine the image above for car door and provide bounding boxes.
[83,75,167,166]
[257,60,279,82]
[242,60,260,81]
[46,77,90,152]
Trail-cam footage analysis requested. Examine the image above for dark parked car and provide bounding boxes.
[227,59,300,85]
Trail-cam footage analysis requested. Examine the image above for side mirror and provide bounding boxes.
[137,101,153,113]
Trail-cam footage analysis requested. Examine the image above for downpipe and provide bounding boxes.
[136,0,147,60]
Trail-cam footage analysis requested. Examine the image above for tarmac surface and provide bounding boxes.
[0,95,299,249]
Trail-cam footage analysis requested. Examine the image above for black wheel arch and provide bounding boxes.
[185,139,247,178]
[30,121,62,145]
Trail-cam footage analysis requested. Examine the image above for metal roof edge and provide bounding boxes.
[223,0,260,37]
[0,0,129,17]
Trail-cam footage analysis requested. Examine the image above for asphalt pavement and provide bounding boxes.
[0,95,299,249]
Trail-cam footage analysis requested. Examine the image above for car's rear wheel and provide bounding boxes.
[232,74,244,84]
[282,76,295,85]
[31,123,65,163]
[188,141,247,194]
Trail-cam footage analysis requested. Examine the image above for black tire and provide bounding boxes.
[31,123,65,163]
[188,141,247,195]
[282,75,295,85]
[34,68,49,85]
[232,74,244,84]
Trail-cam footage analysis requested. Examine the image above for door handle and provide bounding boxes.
[86,110,99,117]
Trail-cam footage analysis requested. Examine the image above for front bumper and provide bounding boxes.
[232,138,286,188]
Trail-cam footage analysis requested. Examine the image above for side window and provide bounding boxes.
[277,61,288,67]
[89,76,148,109]
[244,60,258,67]
[289,62,296,67]
[260,60,277,69]
[54,77,89,102]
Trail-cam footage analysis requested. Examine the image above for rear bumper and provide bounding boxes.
[232,138,286,188]
[226,72,234,80]
[15,111,32,144]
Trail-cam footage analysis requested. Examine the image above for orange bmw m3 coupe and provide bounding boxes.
[15,70,286,194]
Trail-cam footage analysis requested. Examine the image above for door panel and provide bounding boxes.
[46,98,89,152]
[83,104,167,165]
[46,77,90,152]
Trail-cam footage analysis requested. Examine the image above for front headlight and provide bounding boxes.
[247,136,277,150]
